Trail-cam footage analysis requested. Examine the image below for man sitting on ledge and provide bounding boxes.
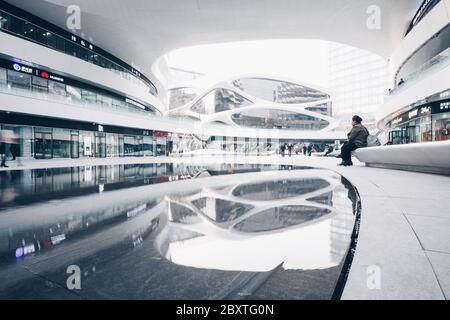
[338,115,369,167]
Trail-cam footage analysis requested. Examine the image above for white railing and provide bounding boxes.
[387,47,450,99]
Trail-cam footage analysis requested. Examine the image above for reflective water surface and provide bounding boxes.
[0,163,360,300]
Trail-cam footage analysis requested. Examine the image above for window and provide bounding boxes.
[97,95,112,108]
[432,113,450,141]
[0,68,6,85]
[23,22,36,41]
[8,14,25,35]
[32,76,48,93]
[53,128,71,158]
[66,85,82,102]
[7,70,31,90]
[47,33,65,52]
[35,27,49,45]
[64,40,78,57]
[48,80,66,96]
[0,12,11,30]
[81,89,97,104]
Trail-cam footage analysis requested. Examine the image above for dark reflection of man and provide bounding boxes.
[341,176,359,216]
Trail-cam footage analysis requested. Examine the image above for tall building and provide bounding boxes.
[329,43,390,131]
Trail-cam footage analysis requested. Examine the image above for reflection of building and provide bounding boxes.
[329,43,389,130]
[157,169,358,272]
[169,76,337,131]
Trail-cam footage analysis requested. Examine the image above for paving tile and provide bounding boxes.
[407,215,450,253]
[427,251,450,300]
[342,249,444,300]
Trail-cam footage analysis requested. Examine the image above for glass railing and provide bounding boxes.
[388,47,450,98]
[0,82,156,118]
[0,8,157,95]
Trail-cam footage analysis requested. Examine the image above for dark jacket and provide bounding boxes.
[348,124,369,148]
[0,142,5,154]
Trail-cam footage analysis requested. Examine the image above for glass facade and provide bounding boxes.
[329,43,389,130]
[0,123,155,160]
[233,78,330,105]
[0,66,156,116]
[169,87,198,110]
[231,109,330,130]
[0,8,157,95]
[386,93,450,144]
[432,113,450,141]
[190,89,252,115]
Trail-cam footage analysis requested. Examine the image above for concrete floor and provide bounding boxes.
[1,154,449,300]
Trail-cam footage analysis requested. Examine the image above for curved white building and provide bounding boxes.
[378,0,450,145]
[169,76,337,131]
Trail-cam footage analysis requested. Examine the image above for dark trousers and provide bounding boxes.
[341,142,358,163]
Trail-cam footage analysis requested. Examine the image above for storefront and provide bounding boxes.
[0,113,153,159]
[153,131,168,157]
[386,95,450,144]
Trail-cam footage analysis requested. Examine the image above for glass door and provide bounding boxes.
[136,136,144,157]
[95,134,106,158]
[71,131,80,159]
[34,130,53,159]
[119,136,124,157]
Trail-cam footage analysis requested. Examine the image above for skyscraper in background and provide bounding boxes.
[329,43,390,131]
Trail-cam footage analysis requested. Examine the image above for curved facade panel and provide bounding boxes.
[169,75,337,132]
[231,109,330,130]
[233,78,330,104]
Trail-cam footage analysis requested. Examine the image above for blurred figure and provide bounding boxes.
[0,129,16,168]
[307,144,313,156]
[0,134,6,168]
[287,143,293,157]
[324,145,334,157]
[10,132,22,166]
[280,144,286,157]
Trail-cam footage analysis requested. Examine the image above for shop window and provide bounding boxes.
[53,128,71,158]
[48,80,66,96]
[81,89,97,104]
[66,85,82,102]
[0,68,7,85]
[7,70,31,91]
[32,76,48,93]
[433,113,450,141]
[98,95,113,108]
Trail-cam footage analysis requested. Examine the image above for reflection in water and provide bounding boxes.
[234,206,332,233]
[0,163,360,300]
[232,178,330,201]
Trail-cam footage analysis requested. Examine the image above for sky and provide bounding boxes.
[165,39,331,88]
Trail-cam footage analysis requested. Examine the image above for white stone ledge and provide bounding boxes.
[354,141,450,175]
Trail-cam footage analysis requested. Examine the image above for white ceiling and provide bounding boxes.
[7,0,422,91]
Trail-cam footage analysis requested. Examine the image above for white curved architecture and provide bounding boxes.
[376,0,450,153]
[2,0,422,94]
[169,75,337,132]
